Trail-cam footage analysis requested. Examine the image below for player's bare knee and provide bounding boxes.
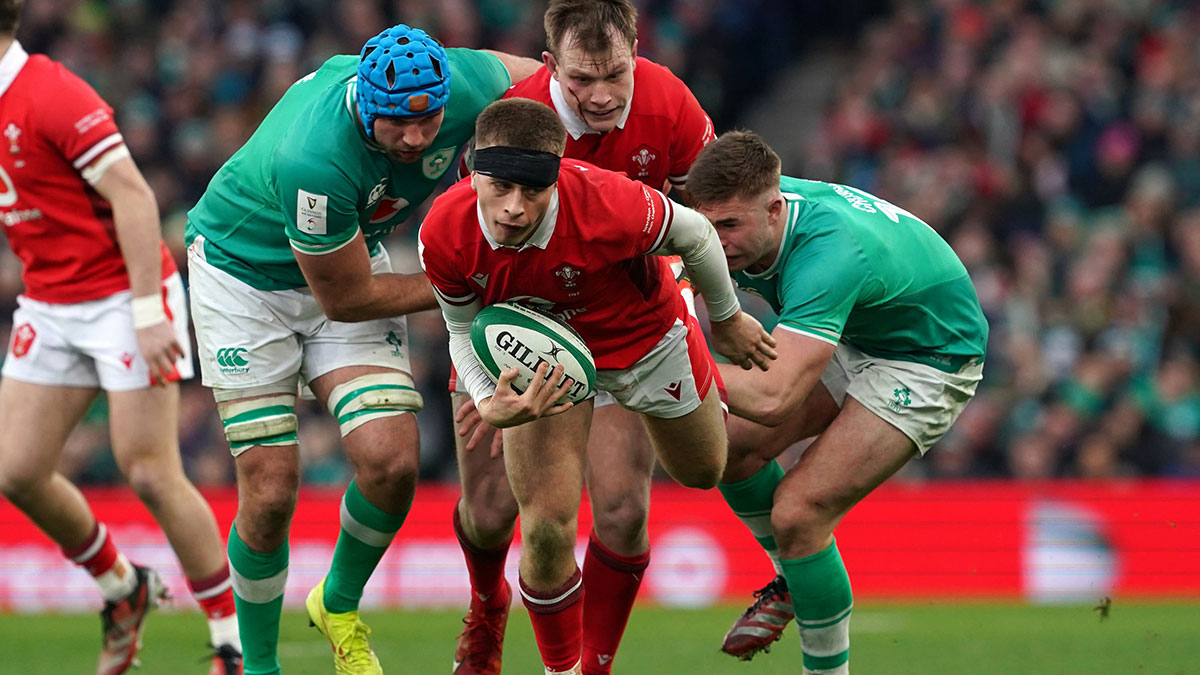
[591,494,648,548]
[244,482,299,536]
[354,451,419,497]
[0,466,41,504]
[123,460,178,513]
[464,495,517,540]
[771,494,837,547]
[522,520,576,584]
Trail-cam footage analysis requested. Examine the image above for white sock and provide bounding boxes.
[545,661,582,675]
[208,614,241,651]
[96,553,138,602]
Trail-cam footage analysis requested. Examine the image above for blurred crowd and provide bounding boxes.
[796,0,1200,479]
[0,0,1195,486]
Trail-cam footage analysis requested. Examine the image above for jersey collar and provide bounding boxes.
[477,189,561,250]
[548,73,633,140]
[0,41,29,99]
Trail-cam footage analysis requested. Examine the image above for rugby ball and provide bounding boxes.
[470,302,596,404]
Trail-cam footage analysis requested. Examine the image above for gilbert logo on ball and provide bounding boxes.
[470,301,596,404]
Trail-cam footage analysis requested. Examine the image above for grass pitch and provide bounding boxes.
[2,601,1196,674]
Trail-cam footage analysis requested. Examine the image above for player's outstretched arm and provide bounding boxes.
[476,364,576,429]
[482,49,542,83]
[295,235,438,321]
[720,328,835,427]
[95,155,183,385]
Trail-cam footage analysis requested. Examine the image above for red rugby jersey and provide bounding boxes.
[504,57,714,191]
[420,160,684,369]
[0,42,175,304]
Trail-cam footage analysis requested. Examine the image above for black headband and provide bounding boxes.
[473,146,561,189]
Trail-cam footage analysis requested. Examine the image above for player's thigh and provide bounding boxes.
[640,384,727,476]
[584,402,654,507]
[452,393,509,495]
[106,382,183,470]
[727,381,840,460]
[188,251,305,389]
[603,315,726,481]
[502,401,592,520]
[0,376,97,480]
[778,396,918,525]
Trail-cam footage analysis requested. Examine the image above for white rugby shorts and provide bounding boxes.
[2,273,193,391]
[820,341,983,455]
[187,241,411,392]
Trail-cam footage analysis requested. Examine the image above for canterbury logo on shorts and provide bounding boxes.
[215,347,250,373]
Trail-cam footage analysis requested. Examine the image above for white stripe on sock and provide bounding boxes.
[520,576,583,607]
[191,576,232,600]
[71,523,108,563]
[797,609,852,657]
[229,565,288,604]
[340,496,397,548]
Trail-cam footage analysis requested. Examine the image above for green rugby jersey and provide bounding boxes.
[732,176,988,372]
[185,49,510,290]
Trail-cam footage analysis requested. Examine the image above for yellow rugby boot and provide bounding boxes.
[305,578,382,674]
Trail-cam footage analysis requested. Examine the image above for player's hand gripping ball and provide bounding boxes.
[470,301,596,404]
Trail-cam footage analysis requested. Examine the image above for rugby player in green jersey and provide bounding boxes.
[185,24,537,675]
[686,132,988,674]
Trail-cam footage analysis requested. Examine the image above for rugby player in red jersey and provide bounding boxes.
[0,2,240,673]
[420,98,774,675]
[445,2,718,673]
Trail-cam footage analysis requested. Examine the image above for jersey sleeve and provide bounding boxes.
[37,64,128,184]
[667,79,715,187]
[445,48,512,115]
[416,210,476,308]
[417,214,496,402]
[775,227,867,345]
[274,151,363,256]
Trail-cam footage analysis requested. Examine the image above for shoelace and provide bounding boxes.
[197,644,243,671]
[333,620,375,666]
[100,589,143,643]
[743,576,789,618]
[459,608,506,667]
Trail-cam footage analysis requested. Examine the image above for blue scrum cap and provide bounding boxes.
[356,24,451,138]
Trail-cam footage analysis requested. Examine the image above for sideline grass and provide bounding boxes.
[2,602,1196,673]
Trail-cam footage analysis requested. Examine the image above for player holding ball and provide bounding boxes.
[418,97,774,675]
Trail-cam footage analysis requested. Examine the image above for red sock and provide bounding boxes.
[520,567,584,671]
[454,504,512,607]
[581,533,650,674]
[62,522,119,577]
[188,565,236,619]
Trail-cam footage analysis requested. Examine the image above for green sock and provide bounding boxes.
[228,524,288,675]
[718,461,785,573]
[323,479,410,613]
[781,540,853,675]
